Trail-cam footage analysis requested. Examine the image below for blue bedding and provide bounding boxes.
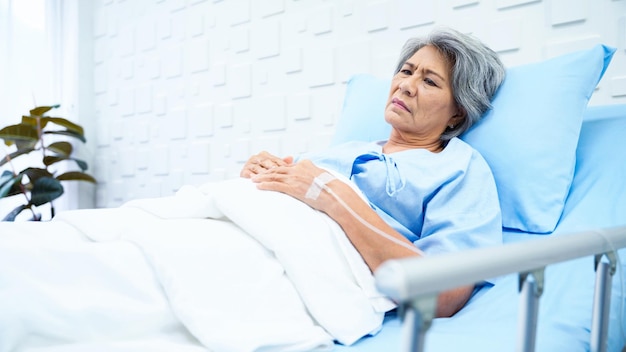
[336,105,626,352]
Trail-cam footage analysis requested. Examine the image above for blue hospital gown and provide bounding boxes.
[298,137,502,255]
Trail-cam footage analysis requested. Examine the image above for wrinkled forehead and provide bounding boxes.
[403,45,453,79]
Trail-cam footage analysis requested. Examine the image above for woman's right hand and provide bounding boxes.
[240,151,294,178]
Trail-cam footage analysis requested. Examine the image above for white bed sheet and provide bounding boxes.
[0,177,395,352]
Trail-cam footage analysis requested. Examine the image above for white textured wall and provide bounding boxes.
[91,0,626,208]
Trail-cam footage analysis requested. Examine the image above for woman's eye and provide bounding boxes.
[424,78,437,86]
[400,69,412,75]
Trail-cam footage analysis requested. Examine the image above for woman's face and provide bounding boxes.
[384,45,463,150]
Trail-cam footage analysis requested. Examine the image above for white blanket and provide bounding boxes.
[0,177,395,352]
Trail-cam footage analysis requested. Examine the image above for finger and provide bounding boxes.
[251,168,284,183]
[260,159,276,169]
[256,151,275,163]
[242,162,265,178]
[258,151,290,167]
[241,162,254,177]
[274,157,293,167]
[241,167,255,178]
[254,176,293,195]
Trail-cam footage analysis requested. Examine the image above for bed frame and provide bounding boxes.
[376,226,626,352]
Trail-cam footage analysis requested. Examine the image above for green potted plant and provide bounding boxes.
[0,105,96,221]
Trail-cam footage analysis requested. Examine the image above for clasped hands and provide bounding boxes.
[240,151,294,178]
[240,151,330,210]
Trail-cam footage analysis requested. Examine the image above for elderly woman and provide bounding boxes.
[241,27,506,318]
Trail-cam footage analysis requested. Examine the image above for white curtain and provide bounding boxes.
[0,0,55,123]
[0,0,94,218]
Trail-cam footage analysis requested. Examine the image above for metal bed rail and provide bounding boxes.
[374,226,626,352]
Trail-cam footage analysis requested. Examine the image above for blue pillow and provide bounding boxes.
[332,44,615,234]
[331,74,391,145]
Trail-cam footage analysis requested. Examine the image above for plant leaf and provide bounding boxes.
[21,115,46,129]
[0,179,18,198]
[0,171,23,197]
[72,158,88,171]
[0,171,17,197]
[47,141,73,157]
[0,124,38,146]
[43,156,88,171]
[15,139,38,150]
[43,155,65,167]
[42,117,84,136]
[43,129,86,143]
[2,204,28,221]
[20,167,53,183]
[30,105,60,116]
[56,171,97,183]
[0,146,36,167]
[0,170,12,182]
[5,183,23,197]
[30,177,64,206]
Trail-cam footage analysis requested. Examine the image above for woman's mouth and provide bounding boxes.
[391,97,410,112]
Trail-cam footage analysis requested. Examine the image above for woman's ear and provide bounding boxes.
[449,107,466,127]
[454,106,467,119]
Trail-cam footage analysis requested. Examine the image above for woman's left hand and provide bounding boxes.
[251,159,329,211]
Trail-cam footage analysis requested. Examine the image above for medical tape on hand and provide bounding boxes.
[305,172,336,200]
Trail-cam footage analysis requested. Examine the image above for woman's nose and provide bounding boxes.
[398,76,418,96]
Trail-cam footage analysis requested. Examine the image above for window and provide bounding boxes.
[0,0,90,219]
[0,0,53,123]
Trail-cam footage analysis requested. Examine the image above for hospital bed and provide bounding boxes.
[1,44,625,352]
[333,43,626,352]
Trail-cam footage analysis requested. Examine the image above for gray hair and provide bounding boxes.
[395,27,505,143]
